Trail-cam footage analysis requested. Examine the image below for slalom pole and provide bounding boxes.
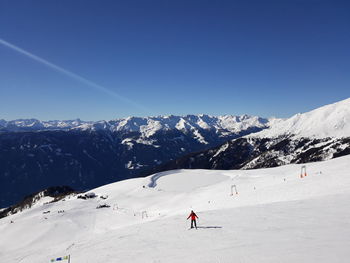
[68,255,70,263]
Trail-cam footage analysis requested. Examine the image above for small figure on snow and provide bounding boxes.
[187,210,198,229]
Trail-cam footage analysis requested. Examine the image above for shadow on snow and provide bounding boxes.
[197,226,223,229]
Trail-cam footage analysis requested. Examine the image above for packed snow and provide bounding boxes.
[1,155,350,262]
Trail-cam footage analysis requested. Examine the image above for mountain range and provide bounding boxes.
[0,114,271,207]
[1,98,349,208]
[153,98,350,172]
[0,114,272,135]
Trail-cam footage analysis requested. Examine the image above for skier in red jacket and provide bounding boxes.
[187,210,198,229]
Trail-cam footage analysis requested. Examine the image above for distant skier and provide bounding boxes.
[187,210,198,229]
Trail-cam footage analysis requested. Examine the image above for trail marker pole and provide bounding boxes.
[300,165,307,178]
[231,185,238,196]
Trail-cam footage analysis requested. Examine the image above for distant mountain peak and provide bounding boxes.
[249,98,350,139]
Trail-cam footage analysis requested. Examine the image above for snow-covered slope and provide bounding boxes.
[1,155,350,262]
[251,98,350,139]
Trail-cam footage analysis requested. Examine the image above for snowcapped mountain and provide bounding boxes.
[2,98,350,208]
[250,98,350,139]
[0,114,272,136]
[154,98,350,172]
[1,155,350,262]
[156,136,350,172]
[5,96,349,140]
[0,118,89,131]
[2,100,350,262]
[0,114,272,208]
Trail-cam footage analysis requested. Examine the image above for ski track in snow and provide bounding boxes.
[147,170,183,188]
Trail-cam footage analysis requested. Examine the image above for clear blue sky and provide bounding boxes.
[0,0,349,121]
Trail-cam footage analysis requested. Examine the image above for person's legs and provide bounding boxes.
[191,220,194,228]
[194,219,197,229]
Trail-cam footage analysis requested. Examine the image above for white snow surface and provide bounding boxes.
[1,155,350,262]
[250,97,350,139]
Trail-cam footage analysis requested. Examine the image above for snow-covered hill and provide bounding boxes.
[1,155,350,262]
[250,98,350,139]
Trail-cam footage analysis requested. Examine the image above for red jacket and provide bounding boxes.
[187,212,198,220]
